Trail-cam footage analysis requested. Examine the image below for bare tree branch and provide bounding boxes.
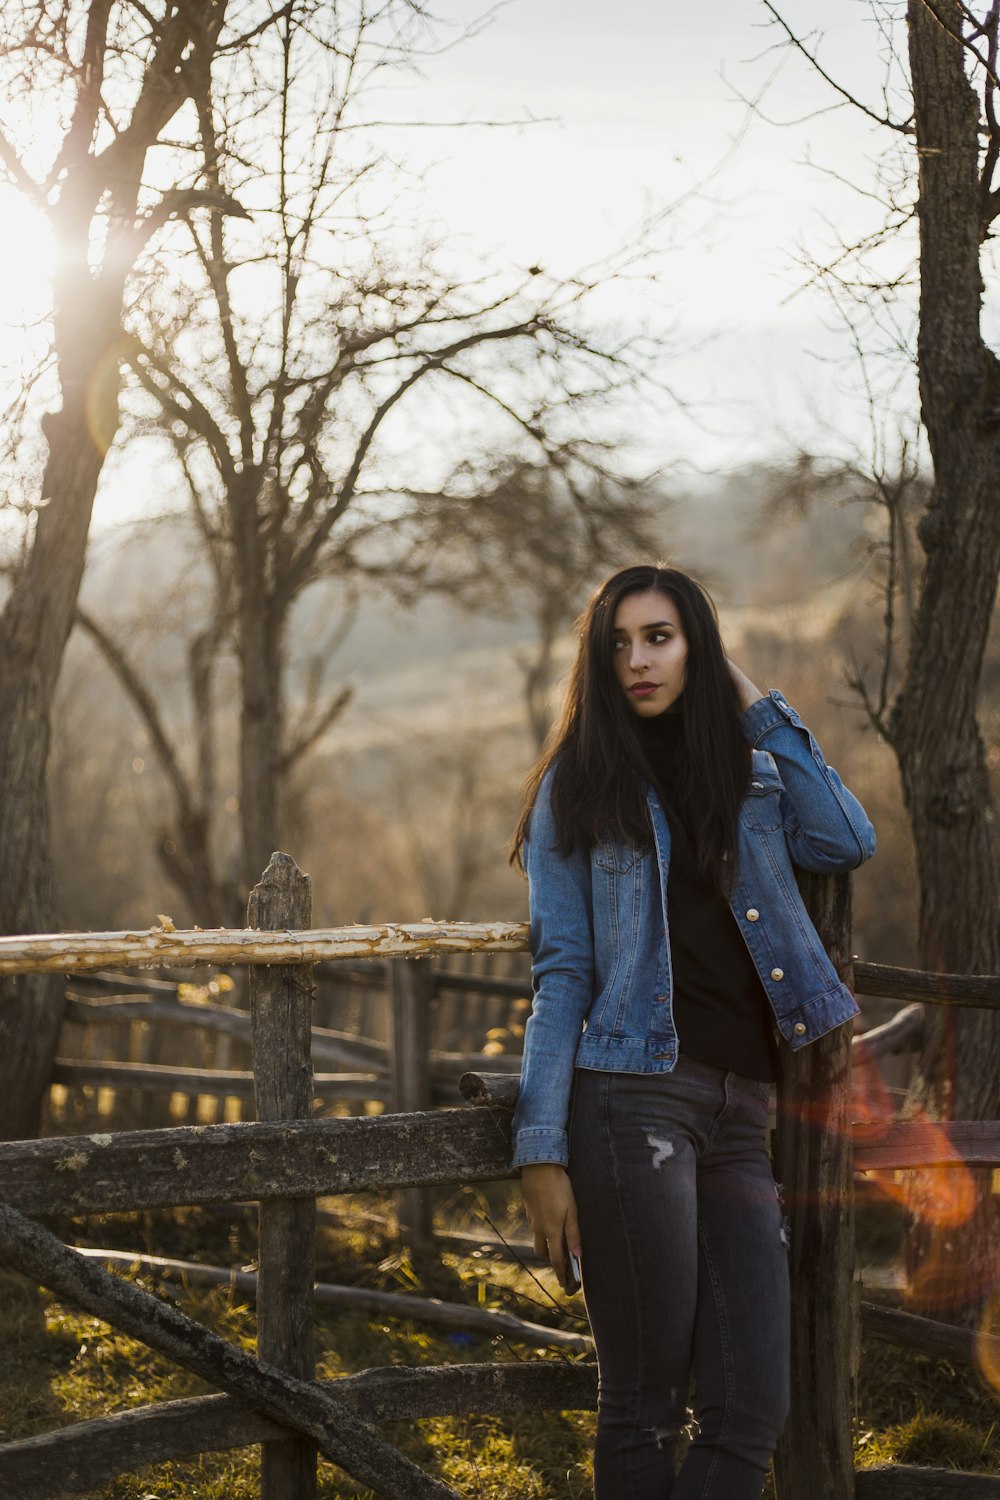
[761,2,914,132]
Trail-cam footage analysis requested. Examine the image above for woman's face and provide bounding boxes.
[611,589,689,717]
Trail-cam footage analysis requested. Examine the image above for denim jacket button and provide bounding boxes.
[746,908,760,921]
[793,1022,806,1036]
[771,967,784,981]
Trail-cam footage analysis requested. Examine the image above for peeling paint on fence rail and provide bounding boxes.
[0,921,530,975]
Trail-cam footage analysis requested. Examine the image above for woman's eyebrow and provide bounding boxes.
[612,620,673,633]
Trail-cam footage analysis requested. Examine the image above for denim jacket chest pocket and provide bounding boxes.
[595,839,647,875]
[743,766,784,833]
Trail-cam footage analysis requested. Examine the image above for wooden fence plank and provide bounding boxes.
[853,1120,1000,1169]
[0,1202,460,1500]
[855,1468,1000,1497]
[51,1056,518,1104]
[68,972,182,995]
[391,959,435,1247]
[0,1362,598,1500]
[316,961,534,1001]
[773,871,856,1500]
[64,994,389,1069]
[73,1247,593,1350]
[0,1110,515,1217]
[853,1003,924,1058]
[0,921,530,975]
[854,961,1000,1012]
[51,1059,385,1100]
[860,1298,1000,1369]
[249,853,318,1500]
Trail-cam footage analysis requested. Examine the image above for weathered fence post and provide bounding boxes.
[774,870,856,1500]
[249,852,317,1500]
[390,958,435,1247]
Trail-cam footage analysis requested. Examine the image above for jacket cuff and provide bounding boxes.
[510,1127,569,1170]
[740,688,801,746]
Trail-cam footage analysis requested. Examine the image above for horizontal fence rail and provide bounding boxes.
[853,960,1000,1012]
[1,926,1000,1012]
[0,1109,516,1217]
[0,923,528,974]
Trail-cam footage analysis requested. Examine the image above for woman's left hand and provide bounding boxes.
[726,658,765,713]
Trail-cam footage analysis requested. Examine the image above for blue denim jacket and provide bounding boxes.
[511,689,876,1169]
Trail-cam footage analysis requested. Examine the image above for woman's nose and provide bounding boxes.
[629,641,648,671]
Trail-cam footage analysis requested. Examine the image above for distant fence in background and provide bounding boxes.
[43,948,930,1141]
[47,952,533,1133]
[0,854,998,1499]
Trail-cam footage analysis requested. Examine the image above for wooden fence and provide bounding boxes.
[48,954,532,1130]
[0,852,999,1499]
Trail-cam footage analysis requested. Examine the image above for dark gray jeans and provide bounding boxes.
[568,1056,790,1500]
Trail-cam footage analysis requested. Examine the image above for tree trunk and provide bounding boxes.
[0,287,124,1138]
[773,873,855,1500]
[235,487,285,904]
[893,0,1000,1322]
[0,3,232,1139]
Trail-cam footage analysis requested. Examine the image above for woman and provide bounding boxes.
[510,563,875,1500]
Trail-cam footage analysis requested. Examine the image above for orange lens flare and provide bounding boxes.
[850,1039,990,1318]
[975,1284,1000,1397]
[852,1046,977,1229]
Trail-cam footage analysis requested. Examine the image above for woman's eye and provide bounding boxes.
[649,632,669,644]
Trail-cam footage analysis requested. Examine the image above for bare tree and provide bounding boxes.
[78,4,665,907]
[0,0,264,1139]
[764,0,1000,1323]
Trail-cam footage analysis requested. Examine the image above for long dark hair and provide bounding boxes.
[511,564,751,891]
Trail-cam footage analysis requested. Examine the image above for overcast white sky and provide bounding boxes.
[370,0,915,473]
[34,2,922,529]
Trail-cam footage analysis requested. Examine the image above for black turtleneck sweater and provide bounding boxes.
[637,709,780,1083]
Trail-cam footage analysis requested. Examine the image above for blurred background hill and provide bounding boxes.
[50,462,951,973]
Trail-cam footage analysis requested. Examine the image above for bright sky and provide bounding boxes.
[0,0,916,525]
[376,0,914,472]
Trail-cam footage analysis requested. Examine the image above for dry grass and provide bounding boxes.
[1,1195,997,1497]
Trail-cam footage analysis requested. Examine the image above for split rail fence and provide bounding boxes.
[0,852,998,1499]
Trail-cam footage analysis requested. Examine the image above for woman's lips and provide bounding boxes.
[629,683,658,697]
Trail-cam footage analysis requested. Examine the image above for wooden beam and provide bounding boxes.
[72,1247,593,1351]
[860,1298,1000,1369]
[63,993,389,1070]
[854,961,1000,1011]
[853,1120,1000,1170]
[50,1058,516,1105]
[0,1110,515,1217]
[391,959,435,1248]
[249,853,317,1500]
[855,1467,1000,1496]
[459,1071,519,1109]
[0,1203,462,1499]
[0,1361,598,1500]
[68,971,182,995]
[0,921,530,975]
[853,1003,924,1058]
[51,1060,386,1101]
[773,870,856,1500]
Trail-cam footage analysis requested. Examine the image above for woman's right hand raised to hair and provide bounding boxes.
[726,658,765,714]
[520,1163,582,1295]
